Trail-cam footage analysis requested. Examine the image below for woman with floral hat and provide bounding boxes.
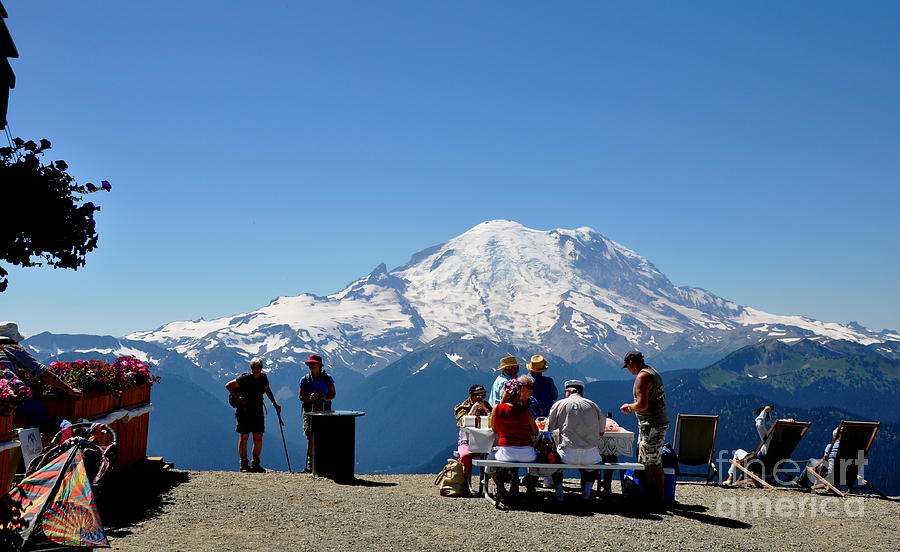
[488,378,538,501]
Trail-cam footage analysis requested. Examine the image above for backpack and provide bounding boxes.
[661,443,680,475]
[300,371,332,412]
[533,431,559,464]
[434,458,467,497]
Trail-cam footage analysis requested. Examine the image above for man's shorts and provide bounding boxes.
[638,422,669,466]
[235,407,265,434]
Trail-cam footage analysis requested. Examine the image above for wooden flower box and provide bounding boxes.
[76,391,118,421]
[0,413,12,441]
[43,391,117,421]
[0,447,13,494]
[120,383,151,410]
[41,393,78,422]
[117,413,150,469]
[0,419,15,494]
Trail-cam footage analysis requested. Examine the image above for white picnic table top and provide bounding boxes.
[461,426,635,457]
[472,458,644,471]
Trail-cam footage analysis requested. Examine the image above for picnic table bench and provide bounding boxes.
[473,458,645,507]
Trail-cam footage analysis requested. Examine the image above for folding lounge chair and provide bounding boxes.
[729,420,811,489]
[673,414,719,483]
[806,420,885,498]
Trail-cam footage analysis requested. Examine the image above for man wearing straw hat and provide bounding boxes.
[526,354,558,417]
[488,356,520,407]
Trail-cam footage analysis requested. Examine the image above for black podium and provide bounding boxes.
[307,410,365,480]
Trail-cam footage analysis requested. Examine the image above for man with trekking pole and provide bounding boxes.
[298,354,336,473]
[226,357,281,473]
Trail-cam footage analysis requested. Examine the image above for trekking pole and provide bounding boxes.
[276,409,293,473]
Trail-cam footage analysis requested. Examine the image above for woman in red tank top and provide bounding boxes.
[490,379,538,461]
[488,378,538,502]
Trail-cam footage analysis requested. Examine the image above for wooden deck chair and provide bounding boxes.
[806,420,885,498]
[729,420,811,489]
[673,414,719,483]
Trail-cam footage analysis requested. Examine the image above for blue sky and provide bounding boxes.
[2,1,899,337]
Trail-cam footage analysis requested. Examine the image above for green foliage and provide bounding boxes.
[0,137,111,292]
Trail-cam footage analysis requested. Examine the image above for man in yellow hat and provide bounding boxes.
[488,356,520,407]
[526,354,558,417]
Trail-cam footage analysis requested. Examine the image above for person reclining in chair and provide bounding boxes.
[723,404,794,485]
[793,427,841,489]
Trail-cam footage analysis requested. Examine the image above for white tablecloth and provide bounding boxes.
[460,427,634,457]
[599,430,634,457]
[461,427,497,453]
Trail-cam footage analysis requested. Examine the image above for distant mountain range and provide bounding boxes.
[698,337,900,422]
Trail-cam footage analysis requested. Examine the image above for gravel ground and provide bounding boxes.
[103,470,898,552]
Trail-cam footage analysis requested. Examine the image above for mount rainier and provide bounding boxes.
[124,220,898,380]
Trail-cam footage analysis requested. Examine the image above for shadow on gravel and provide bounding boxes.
[489,493,751,527]
[490,490,663,520]
[96,463,191,530]
[332,477,398,488]
[668,503,753,529]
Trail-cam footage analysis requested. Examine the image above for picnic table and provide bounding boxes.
[472,458,645,507]
[461,426,637,500]
[460,426,635,456]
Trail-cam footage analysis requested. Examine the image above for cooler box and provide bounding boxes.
[623,468,677,500]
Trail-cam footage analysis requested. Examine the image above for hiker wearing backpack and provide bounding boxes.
[226,357,281,473]
[298,354,336,473]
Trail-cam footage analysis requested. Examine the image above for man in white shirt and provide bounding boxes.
[547,379,606,501]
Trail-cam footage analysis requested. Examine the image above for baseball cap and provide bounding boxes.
[622,350,644,368]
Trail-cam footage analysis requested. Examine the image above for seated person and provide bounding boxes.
[546,379,606,501]
[489,379,538,499]
[723,404,794,485]
[517,374,542,419]
[453,384,492,481]
[519,373,553,487]
[0,322,82,434]
[794,427,841,489]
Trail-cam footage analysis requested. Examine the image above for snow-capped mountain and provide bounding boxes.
[127,220,900,379]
